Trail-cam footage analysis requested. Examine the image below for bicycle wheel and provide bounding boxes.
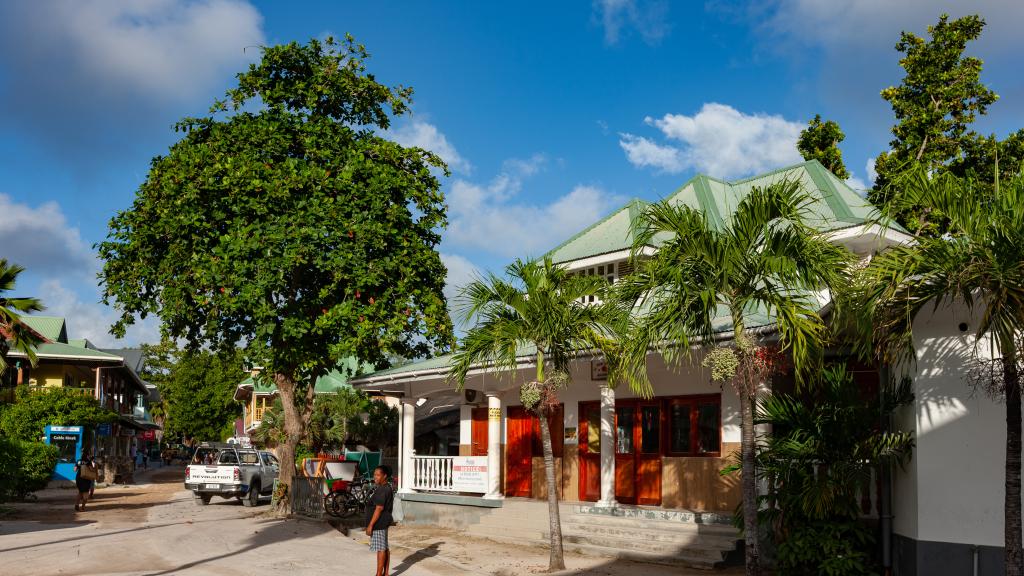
[323,490,346,517]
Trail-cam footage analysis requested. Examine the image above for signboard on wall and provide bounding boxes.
[451,456,488,493]
[590,358,608,380]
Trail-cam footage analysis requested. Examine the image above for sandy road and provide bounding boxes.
[0,466,449,576]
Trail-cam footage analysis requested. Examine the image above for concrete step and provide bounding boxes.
[561,515,739,537]
[556,532,730,560]
[560,523,738,549]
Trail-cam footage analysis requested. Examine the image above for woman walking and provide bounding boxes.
[74,452,97,511]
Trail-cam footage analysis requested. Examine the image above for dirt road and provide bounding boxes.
[0,466,447,576]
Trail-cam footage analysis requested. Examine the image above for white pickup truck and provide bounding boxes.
[184,443,280,507]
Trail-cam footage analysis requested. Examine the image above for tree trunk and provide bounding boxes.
[538,412,565,572]
[1004,347,1022,575]
[740,387,762,576]
[273,371,304,516]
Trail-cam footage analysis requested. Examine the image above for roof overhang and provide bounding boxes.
[557,246,656,270]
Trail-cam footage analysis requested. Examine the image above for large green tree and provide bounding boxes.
[617,182,851,576]
[98,36,453,511]
[142,343,247,443]
[0,259,44,376]
[797,114,850,180]
[0,386,117,443]
[860,166,1024,575]
[870,14,998,234]
[451,257,628,572]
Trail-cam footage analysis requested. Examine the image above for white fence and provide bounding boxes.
[411,455,456,492]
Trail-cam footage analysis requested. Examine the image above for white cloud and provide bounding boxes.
[38,280,160,348]
[593,0,671,45]
[0,0,265,164]
[440,253,478,304]
[0,194,96,277]
[619,133,683,173]
[865,157,878,186]
[620,103,804,178]
[445,155,621,258]
[845,175,868,194]
[387,120,472,173]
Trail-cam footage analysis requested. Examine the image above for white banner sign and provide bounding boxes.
[451,456,488,493]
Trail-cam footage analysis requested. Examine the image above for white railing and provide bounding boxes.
[412,455,456,492]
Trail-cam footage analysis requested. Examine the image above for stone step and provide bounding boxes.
[561,514,739,537]
[560,522,738,548]
[555,532,731,560]
[559,539,731,570]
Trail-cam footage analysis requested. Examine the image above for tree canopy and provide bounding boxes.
[142,342,247,443]
[0,387,117,443]
[98,36,454,507]
[870,14,999,234]
[796,114,850,180]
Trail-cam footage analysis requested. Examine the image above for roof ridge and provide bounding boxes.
[727,159,818,185]
[544,196,647,261]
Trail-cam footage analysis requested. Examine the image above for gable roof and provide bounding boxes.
[235,357,368,398]
[545,198,649,264]
[8,341,123,362]
[20,316,68,343]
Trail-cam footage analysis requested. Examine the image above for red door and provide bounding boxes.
[578,401,600,502]
[614,404,637,504]
[506,406,533,497]
[471,407,488,456]
[636,401,662,506]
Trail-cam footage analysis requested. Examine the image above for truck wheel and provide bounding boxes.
[243,481,260,507]
[194,493,211,506]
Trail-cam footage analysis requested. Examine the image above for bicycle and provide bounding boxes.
[323,475,396,518]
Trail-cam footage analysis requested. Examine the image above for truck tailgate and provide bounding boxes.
[187,465,237,483]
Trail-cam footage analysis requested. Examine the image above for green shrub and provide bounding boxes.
[0,438,58,501]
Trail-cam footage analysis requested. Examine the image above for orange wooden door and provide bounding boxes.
[577,401,600,502]
[614,403,637,504]
[506,406,533,497]
[471,407,488,456]
[636,401,662,505]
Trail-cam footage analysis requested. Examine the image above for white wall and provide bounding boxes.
[894,302,1012,547]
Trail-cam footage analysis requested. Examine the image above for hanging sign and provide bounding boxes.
[451,456,488,493]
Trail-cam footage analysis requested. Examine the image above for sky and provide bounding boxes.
[1,0,1022,347]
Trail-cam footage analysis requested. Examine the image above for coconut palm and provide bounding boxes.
[616,180,852,576]
[450,257,628,572]
[0,259,45,376]
[860,165,1024,575]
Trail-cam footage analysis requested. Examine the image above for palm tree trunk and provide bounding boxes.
[538,413,565,571]
[1004,346,1022,575]
[739,387,761,576]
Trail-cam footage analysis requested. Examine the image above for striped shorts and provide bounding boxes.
[369,528,389,551]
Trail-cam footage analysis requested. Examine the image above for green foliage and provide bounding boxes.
[0,438,58,501]
[0,259,45,375]
[702,347,740,383]
[256,387,371,452]
[142,342,246,442]
[755,366,914,576]
[294,444,315,469]
[796,115,850,180]
[0,387,117,443]
[98,35,453,382]
[347,397,398,450]
[870,14,999,235]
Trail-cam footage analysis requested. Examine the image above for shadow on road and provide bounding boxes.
[391,542,442,576]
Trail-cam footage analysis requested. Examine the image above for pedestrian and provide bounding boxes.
[74,452,97,512]
[364,465,394,576]
[141,451,149,471]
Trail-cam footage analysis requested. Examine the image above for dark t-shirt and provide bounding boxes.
[364,482,394,529]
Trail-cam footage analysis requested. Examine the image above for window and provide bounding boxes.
[664,395,721,456]
[616,406,635,453]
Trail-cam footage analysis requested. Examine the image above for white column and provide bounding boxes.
[597,384,617,507]
[484,393,503,499]
[399,397,416,493]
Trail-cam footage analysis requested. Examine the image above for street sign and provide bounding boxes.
[97,423,112,436]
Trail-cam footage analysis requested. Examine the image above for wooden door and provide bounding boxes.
[471,407,488,456]
[577,401,600,502]
[614,403,637,504]
[506,406,533,497]
[636,401,662,505]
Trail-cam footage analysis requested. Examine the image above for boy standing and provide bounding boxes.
[364,465,394,576]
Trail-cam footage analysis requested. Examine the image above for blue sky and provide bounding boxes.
[1,0,1022,346]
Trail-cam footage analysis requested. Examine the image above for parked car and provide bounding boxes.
[184,442,280,507]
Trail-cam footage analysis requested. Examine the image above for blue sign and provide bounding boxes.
[44,425,84,481]
[97,423,112,437]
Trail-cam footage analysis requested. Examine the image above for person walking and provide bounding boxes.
[74,452,97,512]
[364,465,394,576]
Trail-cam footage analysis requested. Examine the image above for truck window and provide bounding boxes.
[219,451,238,464]
[193,448,219,465]
[239,452,260,464]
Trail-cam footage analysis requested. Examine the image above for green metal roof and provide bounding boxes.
[20,316,68,343]
[9,341,123,362]
[238,357,368,395]
[545,198,649,264]
[545,160,892,266]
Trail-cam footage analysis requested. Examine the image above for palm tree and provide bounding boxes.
[616,181,851,576]
[451,257,628,572]
[0,259,45,376]
[860,165,1024,575]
